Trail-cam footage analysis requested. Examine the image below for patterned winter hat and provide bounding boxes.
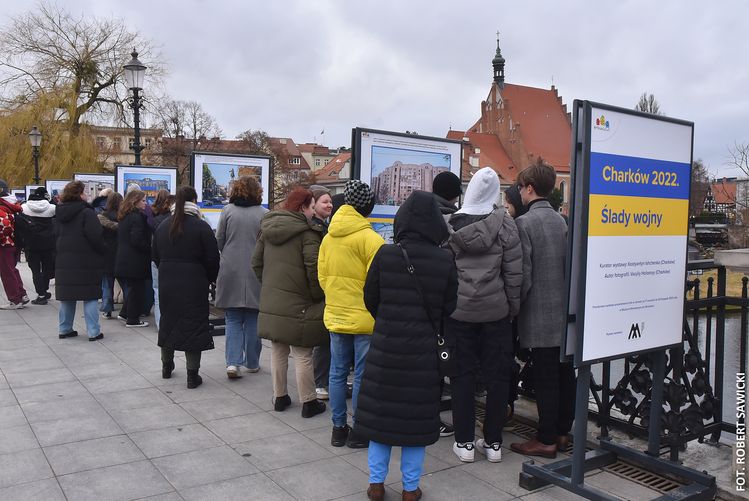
[344,180,375,216]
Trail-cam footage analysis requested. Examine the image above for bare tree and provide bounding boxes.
[635,92,663,115]
[727,141,749,178]
[689,159,711,217]
[155,99,221,145]
[0,2,163,133]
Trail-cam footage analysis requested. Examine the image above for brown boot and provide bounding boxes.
[510,438,557,458]
[367,482,385,501]
[402,487,422,501]
[556,435,570,452]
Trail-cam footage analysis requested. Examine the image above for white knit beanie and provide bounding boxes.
[456,167,500,215]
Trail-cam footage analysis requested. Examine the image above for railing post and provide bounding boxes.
[710,267,726,443]
[741,277,748,376]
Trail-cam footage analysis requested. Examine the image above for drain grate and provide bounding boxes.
[604,460,683,493]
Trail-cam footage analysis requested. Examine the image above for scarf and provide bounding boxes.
[171,201,202,218]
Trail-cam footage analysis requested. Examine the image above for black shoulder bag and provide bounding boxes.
[397,243,455,377]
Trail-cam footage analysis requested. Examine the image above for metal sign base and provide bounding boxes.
[518,358,716,500]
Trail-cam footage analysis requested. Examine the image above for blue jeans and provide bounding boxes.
[59,300,101,338]
[224,308,261,369]
[368,440,425,492]
[100,275,114,313]
[329,332,371,427]
[151,263,160,328]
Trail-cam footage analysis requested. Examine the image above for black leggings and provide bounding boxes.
[161,348,201,371]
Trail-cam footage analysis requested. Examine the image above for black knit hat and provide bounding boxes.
[504,183,526,217]
[344,180,375,217]
[432,171,462,201]
[29,187,50,201]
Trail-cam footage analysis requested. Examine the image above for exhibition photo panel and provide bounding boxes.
[74,173,115,203]
[353,128,462,242]
[191,152,271,230]
[115,165,178,204]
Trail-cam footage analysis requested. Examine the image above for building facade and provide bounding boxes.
[90,125,163,172]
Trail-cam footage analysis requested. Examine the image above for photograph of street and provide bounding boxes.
[200,162,261,208]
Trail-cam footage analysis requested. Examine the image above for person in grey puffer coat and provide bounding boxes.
[447,166,522,464]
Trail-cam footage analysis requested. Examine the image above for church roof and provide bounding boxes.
[497,83,571,172]
[447,130,517,183]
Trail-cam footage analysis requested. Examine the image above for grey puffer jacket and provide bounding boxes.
[447,206,522,322]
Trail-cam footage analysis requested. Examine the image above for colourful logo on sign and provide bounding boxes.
[594,115,610,131]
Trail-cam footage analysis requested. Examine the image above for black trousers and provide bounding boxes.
[449,316,513,445]
[161,348,201,370]
[120,278,145,324]
[313,335,331,388]
[531,347,576,445]
[26,250,55,296]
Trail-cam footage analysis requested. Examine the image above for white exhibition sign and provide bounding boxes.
[580,107,692,363]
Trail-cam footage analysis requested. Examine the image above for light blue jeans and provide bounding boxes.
[151,263,160,328]
[329,332,371,427]
[368,440,425,492]
[100,275,114,313]
[224,308,261,369]
[59,300,100,338]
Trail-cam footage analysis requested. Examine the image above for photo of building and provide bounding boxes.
[123,174,171,203]
[370,146,450,206]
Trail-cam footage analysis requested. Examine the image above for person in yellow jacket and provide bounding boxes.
[318,180,384,449]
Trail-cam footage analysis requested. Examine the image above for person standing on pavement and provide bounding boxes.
[153,186,220,389]
[97,192,122,319]
[510,159,575,459]
[447,167,523,464]
[0,179,28,309]
[149,190,174,329]
[252,187,328,418]
[115,189,151,328]
[318,180,384,448]
[356,191,458,501]
[54,181,105,341]
[215,176,267,379]
[309,184,333,401]
[16,187,56,305]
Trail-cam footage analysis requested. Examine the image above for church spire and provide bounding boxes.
[492,31,505,89]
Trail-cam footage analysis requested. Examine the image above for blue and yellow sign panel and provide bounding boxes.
[580,107,692,363]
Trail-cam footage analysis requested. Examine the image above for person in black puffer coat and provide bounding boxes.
[16,187,56,304]
[115,189,151,327]
[54,181,105,340]
[97,192,122,318]
[355,190,458,501]
[153,186,220,389]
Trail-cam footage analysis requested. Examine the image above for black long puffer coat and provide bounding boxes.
[153,214,220,352]
[54,201,105,301]
[355,191,458,447]
[114,210,151,279]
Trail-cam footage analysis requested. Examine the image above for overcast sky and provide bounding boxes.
[4,0,748,177]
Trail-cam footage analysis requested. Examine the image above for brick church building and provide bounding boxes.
[448,37,572,212]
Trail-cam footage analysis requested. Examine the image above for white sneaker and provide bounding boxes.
[0,301,24,310]
[125,320,148,328]
[316,387,329,400]
[226,365,242,379]
[244,366,260,373]
[453,441,475,462]
[476,438,502,462]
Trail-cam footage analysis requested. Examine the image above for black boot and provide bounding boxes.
[273,394,291,412]
[162,360,175,379]
[186,369,202,389]
[301,399,326,418]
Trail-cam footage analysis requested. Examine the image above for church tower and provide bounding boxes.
[492,33,505,89]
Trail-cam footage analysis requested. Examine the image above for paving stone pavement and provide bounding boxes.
[0,266,669,500]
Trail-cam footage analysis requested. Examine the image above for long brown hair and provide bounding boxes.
[118,190,145,221]
[104,192,123,213]
[152,189,173,215]
[170,185,198,242]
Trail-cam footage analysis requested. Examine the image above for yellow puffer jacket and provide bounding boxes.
[318,205,384,334]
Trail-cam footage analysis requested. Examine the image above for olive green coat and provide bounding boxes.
[251,210,327,347]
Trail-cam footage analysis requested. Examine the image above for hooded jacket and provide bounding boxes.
[54,200,105,301]
[251,210,327,347]
[114,210,151,279]
[355,191,458,447]
[16,199,55,251]
[317,204,384,334]
[448,206,523,322]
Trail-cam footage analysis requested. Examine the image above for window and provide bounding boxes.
[315,158,321,167]
[112,137,121,150]
[128,137,135,149]
[290,157,301,165]
[144,138,153,148]
[469,156,479,167]
[474,147,481,154]
[96,136,106,149]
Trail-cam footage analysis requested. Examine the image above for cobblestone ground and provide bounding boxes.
[0,265,666,500]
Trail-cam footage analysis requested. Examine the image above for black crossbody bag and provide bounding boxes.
[397,243,455,377]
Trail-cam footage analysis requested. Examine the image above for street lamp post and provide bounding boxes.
[123,49,147,165]
[28,126,42,185]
